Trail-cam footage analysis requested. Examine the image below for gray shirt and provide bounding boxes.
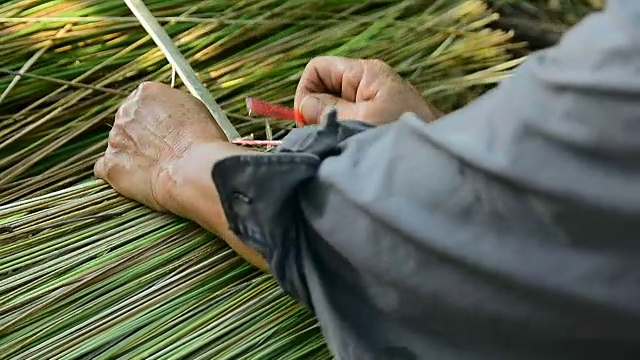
[212,1,640,358]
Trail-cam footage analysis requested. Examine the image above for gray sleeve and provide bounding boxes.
[422,0,640,209]
[212,113,374,308]
[213,1,640,357]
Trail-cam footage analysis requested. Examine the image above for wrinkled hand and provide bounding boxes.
[94,81,226,213]
[295,56,442,125]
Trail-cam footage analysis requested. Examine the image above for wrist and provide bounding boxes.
[158,141,258,224]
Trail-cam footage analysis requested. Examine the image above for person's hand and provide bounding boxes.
[294,56,442,125]
[94,81,227,214]
[95,81,268,269]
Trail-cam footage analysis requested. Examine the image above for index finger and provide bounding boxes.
[294,56,365,113]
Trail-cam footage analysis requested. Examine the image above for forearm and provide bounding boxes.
[164,142,268,271]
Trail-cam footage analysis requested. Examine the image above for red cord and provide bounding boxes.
[246,97,306,126]
[235,97,306,147]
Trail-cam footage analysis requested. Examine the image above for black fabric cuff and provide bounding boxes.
[211,108,374,305]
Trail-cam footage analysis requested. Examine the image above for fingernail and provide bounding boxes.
[299,95,321,124]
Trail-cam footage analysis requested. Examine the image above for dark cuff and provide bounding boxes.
[213,153,319,258]
[211,108,373,304]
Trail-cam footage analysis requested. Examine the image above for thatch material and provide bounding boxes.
[1,1,521,358]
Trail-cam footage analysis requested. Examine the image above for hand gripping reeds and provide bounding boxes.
[124,0,240,141]
[124,0,305,148]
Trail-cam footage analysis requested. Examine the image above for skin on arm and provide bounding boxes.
[95,57,440,272]
[160,142,269,270]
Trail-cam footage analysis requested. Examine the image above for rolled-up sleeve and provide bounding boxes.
[212,111,374,307]
[212,1,640,357]
[214,111,640,359]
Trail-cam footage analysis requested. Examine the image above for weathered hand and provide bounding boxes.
[295,56,442,125]
[94,81,226,214]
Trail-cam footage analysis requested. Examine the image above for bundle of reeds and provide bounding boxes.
[0,1,522,358]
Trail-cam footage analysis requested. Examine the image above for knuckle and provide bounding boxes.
[308,56,326,65]
[93,157,104,177]
[115,94,142,124]
[115,101,128,120]
[305,57,323,71]
[95,154,113,179]
[307,56,336,70]
[138,81,155,91]
[106,134,122,150]
[368,58,390,69]
[104,146,117,160]
[106,126,129,149]
[139,81,168,95]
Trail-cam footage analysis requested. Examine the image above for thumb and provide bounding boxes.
[298,94,357,124]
